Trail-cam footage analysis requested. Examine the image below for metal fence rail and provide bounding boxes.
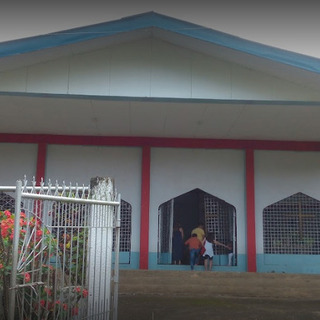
[0,177,120,320]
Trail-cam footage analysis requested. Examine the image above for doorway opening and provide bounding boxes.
[157,188,237,266]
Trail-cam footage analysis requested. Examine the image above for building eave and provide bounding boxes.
[0,11,319,74]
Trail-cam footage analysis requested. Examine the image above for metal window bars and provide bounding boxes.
[263,192,320,255]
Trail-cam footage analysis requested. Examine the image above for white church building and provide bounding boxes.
[1,12,320,274]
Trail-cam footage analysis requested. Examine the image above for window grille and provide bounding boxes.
[0,191,16,212]
[113,200,132,253]
[204,194,236,256]
[157,199,173,264]
[263,192,320,255]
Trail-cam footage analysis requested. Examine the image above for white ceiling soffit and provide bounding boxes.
[1,94,320,141]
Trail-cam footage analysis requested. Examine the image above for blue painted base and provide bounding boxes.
[118,252,320,274]
[257,254,320,274]
[148,252,247,272]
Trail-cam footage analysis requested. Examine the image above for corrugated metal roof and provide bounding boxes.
[0,11,320,73]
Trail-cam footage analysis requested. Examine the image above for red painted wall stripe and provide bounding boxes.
[246,149,257,272]
[36,143,47,185]
[1,133,320,151]
[140,146,151,269]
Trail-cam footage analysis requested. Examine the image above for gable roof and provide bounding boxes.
[1,12,320,142]
[1,11,320,74]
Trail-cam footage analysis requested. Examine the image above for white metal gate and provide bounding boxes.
[0,177,121,320]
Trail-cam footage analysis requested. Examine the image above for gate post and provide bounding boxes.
[87,177,115,319]
[8,180,22,320]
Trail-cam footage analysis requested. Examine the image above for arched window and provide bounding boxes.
[263,192,320,255]
[158,188,237,266]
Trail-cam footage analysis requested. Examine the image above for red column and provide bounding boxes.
[140,146,151,269]
[35,143,47,218]
[36,143,47,185]
[246,149,257,272]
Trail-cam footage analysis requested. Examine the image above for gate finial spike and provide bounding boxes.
[69,182,73,198]
[61,181,66,197]
[81,184,86,199]
[31,177,36,193]
[54,180,59,196]
[40,178,45,194]
[22,176,28,192]
[87,184,91,199]
[47,179,52,195]
[75,183,79,198]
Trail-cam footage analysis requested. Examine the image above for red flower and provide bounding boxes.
[74,286,81,293]
[82,289,88,298]
[36,229,43,238]
[72,307,79,316]
[4,210,11,218]
[63,303,68,311]
[19,218,27,226]
[1,225,9,238]
[44,287,52,296]
[24,272,31,283]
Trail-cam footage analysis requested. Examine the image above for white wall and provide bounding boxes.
[3,142,320,262]
[149,148,246,253]
[255,150,320,254]
[0,143,38,185]
[45,145,142,252]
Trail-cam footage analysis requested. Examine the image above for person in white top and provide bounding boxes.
[202,233,228,271]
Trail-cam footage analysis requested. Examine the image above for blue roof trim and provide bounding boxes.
[1,11,320,73]
[1,91,320,106]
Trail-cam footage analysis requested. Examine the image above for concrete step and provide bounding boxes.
[118,270,320,300]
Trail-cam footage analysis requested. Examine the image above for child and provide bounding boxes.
[184,233,202,270]
[202,233,229,271]
[202,233,214,271]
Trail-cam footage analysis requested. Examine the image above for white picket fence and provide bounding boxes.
[0,177,121,320]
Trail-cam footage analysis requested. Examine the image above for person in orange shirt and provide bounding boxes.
[184,233,202,270]
[191,223,206,265]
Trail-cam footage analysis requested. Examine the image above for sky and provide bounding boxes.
[1,0,320,59]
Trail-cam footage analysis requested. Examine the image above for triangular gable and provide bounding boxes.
[0,11,320,74]
[1,37,320,101]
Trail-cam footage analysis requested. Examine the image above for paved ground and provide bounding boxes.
[118,294,320,320]
[118,270,320,320]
